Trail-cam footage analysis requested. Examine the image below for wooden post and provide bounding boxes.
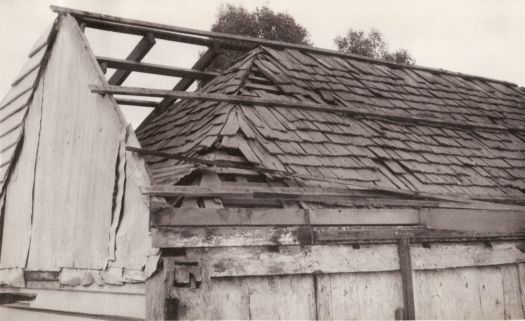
[146,257,177,320]
[398,237,415,320]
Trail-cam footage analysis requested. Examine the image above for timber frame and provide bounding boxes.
[26,6,525,320]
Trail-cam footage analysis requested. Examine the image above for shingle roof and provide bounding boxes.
[137,46,525,197]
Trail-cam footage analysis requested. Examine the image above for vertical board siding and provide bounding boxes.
[26,15,124,270]
[109,130,153,270]
[0,80,44,268]
[316,271,403,320]
[174,275,316,320]
[414,265,525,319]
[501,264,525,319]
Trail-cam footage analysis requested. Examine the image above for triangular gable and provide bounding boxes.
[0,14,155,286]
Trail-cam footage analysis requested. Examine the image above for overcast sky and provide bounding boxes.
[1,0,523,127]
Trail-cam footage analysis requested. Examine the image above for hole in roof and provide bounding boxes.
[84,29,141,59]
[123,72,182,89]
[141,39,203,69]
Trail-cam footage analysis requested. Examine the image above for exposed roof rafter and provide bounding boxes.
[51,5,518,86]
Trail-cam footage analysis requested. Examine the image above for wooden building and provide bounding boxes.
[0,6,524,320]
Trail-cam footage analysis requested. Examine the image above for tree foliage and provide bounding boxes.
[206,4,311,72]
[335,28,415,65]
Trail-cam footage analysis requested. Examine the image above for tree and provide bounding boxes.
[206,4,311,72]
[334,28,415,65]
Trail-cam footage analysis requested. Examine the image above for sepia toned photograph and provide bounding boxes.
[0,0,524,320]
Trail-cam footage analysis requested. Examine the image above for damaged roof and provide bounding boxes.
[137,45,525,197]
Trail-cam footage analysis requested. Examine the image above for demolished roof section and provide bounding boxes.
[138,46,525,196]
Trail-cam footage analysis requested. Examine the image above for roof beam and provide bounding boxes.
[97,56,218,80]
[79,18,230,49]
[89,84,520,132]
[115,98,158,108]
[142,184,394,201]
[51,5,517,86]
[108,33,156,85]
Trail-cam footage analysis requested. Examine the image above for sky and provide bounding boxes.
[0,0,524,128]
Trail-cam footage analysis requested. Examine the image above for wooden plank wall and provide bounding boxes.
[167,242,525,320]
[0,80,44,268]
[24,14,123,270]
[1,14,153,281]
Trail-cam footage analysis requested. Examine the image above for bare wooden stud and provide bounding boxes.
[398,237,416,320]
[146,257,175,321]
[108,33,156,85]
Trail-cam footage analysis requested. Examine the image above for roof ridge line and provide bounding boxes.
[50,5,519,88]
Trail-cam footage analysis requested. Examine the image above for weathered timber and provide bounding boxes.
[24,271,60,282]
[143,185,525,210]
[398,238,416,320]
[174,242,525,278]
[97,57,218,80]
[78,17,248,50]
[151,207,421,227]
[146,258,173,320]
[115,98,158,108]
[91,85,517,132]
[0,293,36,304]
[142,184,391,200]
[108,33,156,85]
[421,208,525,233]
[151,205,525,232]
[152,225,525,248]
[51,5,519,87]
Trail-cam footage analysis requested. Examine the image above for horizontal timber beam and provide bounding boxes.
[143,184,391,200]
[152,207,422,227]
[151,206,525,232]
[90,85,517,132]
[143,185,524,210]
[97,56,218,80]
[152,225,525,248]
[50,5,518,87]
[115,98,158,108]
